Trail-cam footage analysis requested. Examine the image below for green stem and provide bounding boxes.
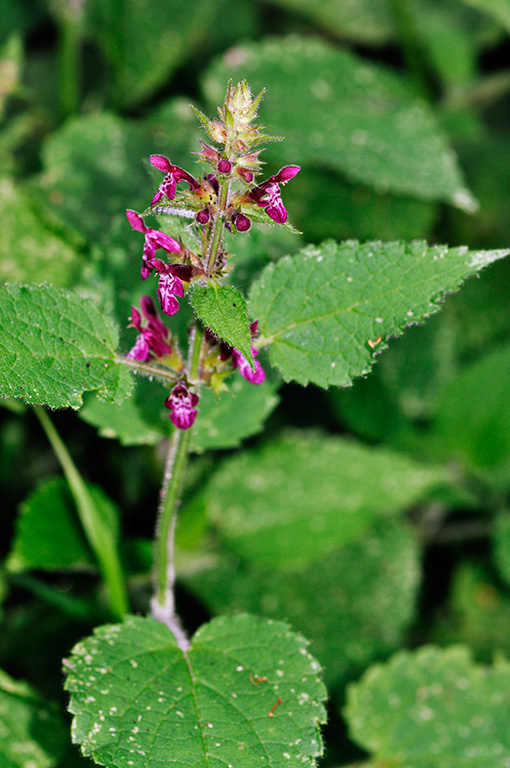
[34,406,129,618]
[205,180,231,275]
[150,324,205,649]
[58,13,81,119]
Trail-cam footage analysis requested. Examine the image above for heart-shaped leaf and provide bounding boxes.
[65,613,327,768]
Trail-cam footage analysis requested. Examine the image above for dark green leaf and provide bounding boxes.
[190,284,253,363]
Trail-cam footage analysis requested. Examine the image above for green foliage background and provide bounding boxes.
[0,0,510,766]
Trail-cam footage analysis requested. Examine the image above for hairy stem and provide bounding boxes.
[34,406,129,618]
[150,324,205,649]
[205,179,231,275]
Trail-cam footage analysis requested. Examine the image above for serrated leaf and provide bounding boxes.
[0,669,67,768]
[192,375,279,453]
[204,431,448,570]
[190,284,253,363]
[0,284,133,409]
[0,177,84,286]
[203,37,475,209]
[344,646,510,768]
[65,613,327,768]
[6,476,93,572]
[185,519,420,688]
[249,240,510,388]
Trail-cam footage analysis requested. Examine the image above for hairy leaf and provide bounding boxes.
[249,240,510,388]
[185,519,420,688]
[65,614,327,768]
[203,37,475,208]
[190,284,253,363]
[0,669,67,768]
[345,646,510,767]
[205,431,448,570]
[0,284,132,408]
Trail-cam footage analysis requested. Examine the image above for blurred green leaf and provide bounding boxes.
[0,35,22,119]
[65,614,327,768]
[6,476,93,572]
[83,0,223,107]
[249,239,509,389]
[428,344,510,474]
[185,519,420,688]
[460,0,510,32]
[0,178,84,286]
[189,284,253,363]
[0,284,133,409]
[191,375,279,453]
[204,37,476,209]
[431,561,510,661]
[0,1,43,44]
[493,510,510,588]
[345,645,510,767]
[0,669,67,768]
[80,391,164,447]
[205,431,449,571]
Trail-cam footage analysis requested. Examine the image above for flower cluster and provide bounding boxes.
[125,80,300,428]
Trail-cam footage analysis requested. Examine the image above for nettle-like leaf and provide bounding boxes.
[249,240,510,388]
[65,614,327,768]
[344,646,510,767]
[203,37,475,209]
[0,284,132,408]
[185,519,420,689]
[190,284,254,364]
[205,431,449,571]
[0,668,67,768]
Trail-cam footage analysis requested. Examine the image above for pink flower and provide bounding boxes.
[149,155,199,205]
[126,297,172,361]
[150,259,192,316]
[249,165,300,223]
[126,209,181,279]
[232,346,266,384]
[164,383,199,430]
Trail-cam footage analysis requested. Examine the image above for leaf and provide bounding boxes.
[0,284,133,409]
[263,0,394,44]
[83,0,223,107]
[190,284,254,363]
[203,37,476,209]
[65,613,327,768]
[460,0,510,32]
[80,392,164,447]
[185,519,420,688]
[204,431,449,571]
[493,510,510,588]
[0,668,67,768]
[429,344,510,474]
[6,476,93,572]
[344,646,510,768]
[192,375,279,453]
[249,239,510,388]
[0,177,84,286]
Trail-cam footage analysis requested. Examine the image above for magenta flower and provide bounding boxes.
[126,209,181,279]
[164,383,199,430]
[232,346,266,384]
[149,155,199,205]
[126,296,172,362]
[150,259,192,316]
[249,165,300,223]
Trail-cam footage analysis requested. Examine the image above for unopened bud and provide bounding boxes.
[218,159,232,174]
[232,212,251,232]
[196,208,210,224]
